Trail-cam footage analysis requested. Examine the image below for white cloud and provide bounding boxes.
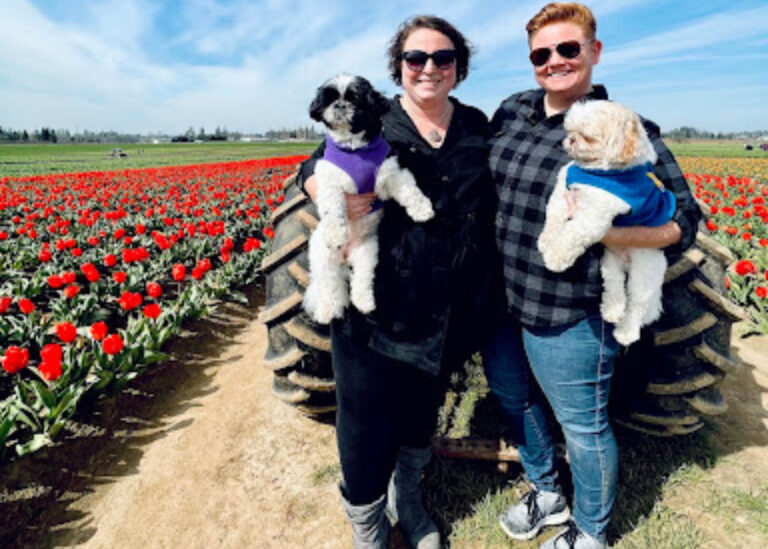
[1,0,766,134]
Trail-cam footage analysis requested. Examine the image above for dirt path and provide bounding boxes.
[1,292,767,549]
[0,289,350,549]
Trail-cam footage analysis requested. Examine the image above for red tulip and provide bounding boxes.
[104,253,118,267]
[172,264,186,281]
[48,274,64,288]
[41,343,63,364]
[64,285,80,299]
[734,259,757,276]
[102,334,124,355]
[90,321,108,341]
[81,262,100,282]
[2,346,29,374]
[19,298,35,314]
[39,343,63,381]
[39,359,63,381]
[146,282,162,299]
[143,303,162,319]
[62,271,77,284]
[113,271,127,284]
[755,286,767,299]
[0,296,11,314]
[56,321,77,343]
[118,291,142,311]
[39,248,52,262]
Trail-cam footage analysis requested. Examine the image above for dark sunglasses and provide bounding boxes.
[400,49,457,71]
[529,40,591,66]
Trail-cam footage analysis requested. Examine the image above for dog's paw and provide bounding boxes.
[407,199,434,222]
[641,300,663,325]
[351,289,376,314]
[541,250,571,273]
[312,298,344,324]
[601,301,626,324]
[612,323,640,346]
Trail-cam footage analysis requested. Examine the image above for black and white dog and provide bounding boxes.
[303,74,434,324]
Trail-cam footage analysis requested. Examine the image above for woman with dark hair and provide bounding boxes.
[299,14,500,549]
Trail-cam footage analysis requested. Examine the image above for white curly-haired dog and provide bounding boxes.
[303,74,434,324]
[537,100,676,345]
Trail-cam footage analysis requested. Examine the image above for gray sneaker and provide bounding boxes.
[499,486,571,541]
[539,521,606,549]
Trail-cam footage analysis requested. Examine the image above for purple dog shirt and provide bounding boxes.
[323,135,390,212]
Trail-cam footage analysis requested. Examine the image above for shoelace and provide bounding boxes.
[523,489,540,521]
[556,521,582,548]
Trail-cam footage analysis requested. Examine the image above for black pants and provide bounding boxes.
[331,322,444,505]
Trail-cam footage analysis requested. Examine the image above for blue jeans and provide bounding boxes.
[483,312,620,542]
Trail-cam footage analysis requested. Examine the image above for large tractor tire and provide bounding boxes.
[259,174,336,416]
[611,229,746,436]
[260,175,743,440]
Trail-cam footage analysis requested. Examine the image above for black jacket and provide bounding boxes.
[299,96,502,375]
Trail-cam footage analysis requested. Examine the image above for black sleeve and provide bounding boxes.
[296,140,326,198]
[644,120,702,258]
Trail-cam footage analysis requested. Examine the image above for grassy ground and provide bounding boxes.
[415,340,768,549]
[665,139,768,159]
[0,141,318,177]
[2,139,764,179]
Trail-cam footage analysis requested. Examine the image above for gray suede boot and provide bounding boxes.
[386,446,441,549]
[340,486,390,549]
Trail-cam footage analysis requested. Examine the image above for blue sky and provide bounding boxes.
[2,0,767,135]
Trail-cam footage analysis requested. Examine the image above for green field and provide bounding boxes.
[1,139,765,179]
[665,139,768,159]
[0,141,319,178]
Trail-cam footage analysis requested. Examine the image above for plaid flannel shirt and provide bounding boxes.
[488,85,702,328]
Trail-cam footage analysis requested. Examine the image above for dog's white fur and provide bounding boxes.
[304,75,434,324]
[537,100,667,345]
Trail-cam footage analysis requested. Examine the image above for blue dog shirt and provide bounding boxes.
[565,163,676,227]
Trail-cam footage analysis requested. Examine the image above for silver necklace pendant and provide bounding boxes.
[427,128,443,143]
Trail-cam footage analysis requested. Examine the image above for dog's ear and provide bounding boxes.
[369,87,391,118]
[618,113,643,164]
[357,77,389,118]
[309,86,333,122]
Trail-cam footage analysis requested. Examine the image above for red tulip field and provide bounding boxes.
[0,156,306,458]
[680,156,768,334]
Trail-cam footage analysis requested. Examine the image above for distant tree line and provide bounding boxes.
[171,126,239,143]
[263,126,323,140]
[663,126,768,140]
[0,126,143,144]
[0,124,323,144]
[0,126,57,143]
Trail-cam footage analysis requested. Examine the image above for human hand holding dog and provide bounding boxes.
[304,174,376,221]
[601,221,681,249]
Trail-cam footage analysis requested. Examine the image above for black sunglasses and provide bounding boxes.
[400,49,457,71]
[529,40,591,66]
